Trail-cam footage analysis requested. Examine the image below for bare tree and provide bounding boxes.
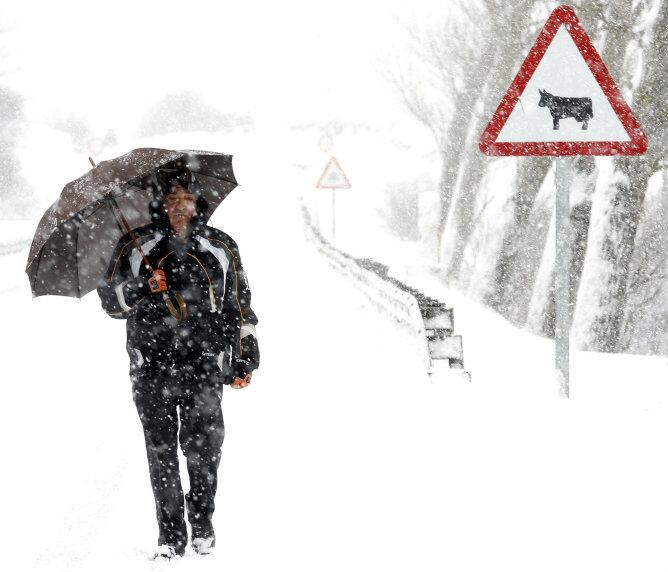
[0,85,29,219]
[526,156,598,336]
[618,171,667,355]
[484,157,552,315]
[376,179,424,241]
[379,2,485,253]
[439,0,546,282]
[505,172,555,326]
[0,19,30,219]
[573,0,668,352]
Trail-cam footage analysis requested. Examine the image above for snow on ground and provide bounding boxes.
[1,130,666,572]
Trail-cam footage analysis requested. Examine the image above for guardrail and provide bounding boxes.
[300,201,469,380]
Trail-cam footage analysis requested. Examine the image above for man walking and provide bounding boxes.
[97,168,260,560]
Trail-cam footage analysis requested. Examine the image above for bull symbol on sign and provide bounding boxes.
[538,89,593,130]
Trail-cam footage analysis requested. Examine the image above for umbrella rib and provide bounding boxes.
[30,242,44,295]
[75,215,81,298]
[80,184,144,224]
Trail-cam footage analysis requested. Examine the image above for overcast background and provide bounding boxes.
[1,0,443,133]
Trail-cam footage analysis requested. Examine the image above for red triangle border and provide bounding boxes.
[316,157,351,189]
[479,5,647,156]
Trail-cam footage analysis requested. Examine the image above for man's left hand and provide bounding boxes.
[231,373,252,389]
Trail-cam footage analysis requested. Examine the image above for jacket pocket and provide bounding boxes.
[202,349,234,385]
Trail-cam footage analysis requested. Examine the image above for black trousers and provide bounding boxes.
[131,356,226,553]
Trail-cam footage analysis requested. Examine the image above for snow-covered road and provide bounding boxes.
[1,133,666,572]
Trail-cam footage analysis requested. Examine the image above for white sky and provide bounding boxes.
[1,0,452,134]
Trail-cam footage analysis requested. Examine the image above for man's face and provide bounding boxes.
[163,186,196,230]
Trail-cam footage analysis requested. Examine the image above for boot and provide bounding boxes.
[192,533,216,555]
[151,543,184,561]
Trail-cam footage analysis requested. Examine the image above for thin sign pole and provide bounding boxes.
[332,188,336,240]
[555,156,573,398]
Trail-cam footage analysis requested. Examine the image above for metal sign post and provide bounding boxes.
[331,188,336,239]
[555,156,573,397]
[479,5,647,397]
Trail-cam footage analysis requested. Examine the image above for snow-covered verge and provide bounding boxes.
[0,129,665,572]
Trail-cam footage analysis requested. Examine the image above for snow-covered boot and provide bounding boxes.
[151,544,183,561]
[192,534,216,555]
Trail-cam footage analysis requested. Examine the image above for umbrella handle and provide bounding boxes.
[162,291,188,321]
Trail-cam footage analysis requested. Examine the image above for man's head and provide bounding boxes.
[163,182,196,234]
[148,168,208,236]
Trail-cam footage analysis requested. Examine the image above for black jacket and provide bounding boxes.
[97,222,260,380]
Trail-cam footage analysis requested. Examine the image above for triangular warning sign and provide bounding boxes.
[479,5,647,156]
[316,157,351,189]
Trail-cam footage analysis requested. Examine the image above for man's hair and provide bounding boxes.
[148,168,209,232]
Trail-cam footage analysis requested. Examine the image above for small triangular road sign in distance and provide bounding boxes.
[479,4,647,156]
[316,157,352,189]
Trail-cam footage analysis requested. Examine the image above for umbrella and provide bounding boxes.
[25,148,238,309]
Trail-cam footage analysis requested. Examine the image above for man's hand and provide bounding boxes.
[148,269,167,293]
[231,373,252,389]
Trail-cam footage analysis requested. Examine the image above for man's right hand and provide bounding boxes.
[148,269,167,293]
[231,373,252,389]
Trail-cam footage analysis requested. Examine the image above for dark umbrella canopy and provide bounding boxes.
[26,148,237,298]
